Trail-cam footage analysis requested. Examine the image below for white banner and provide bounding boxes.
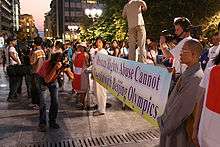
[93,53,172,125]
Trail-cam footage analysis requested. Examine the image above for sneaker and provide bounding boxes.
[93,110,105,116]
[38,124,47,132]
[49,123,60,129]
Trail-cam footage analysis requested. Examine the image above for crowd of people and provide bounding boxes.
[0,0,219,146]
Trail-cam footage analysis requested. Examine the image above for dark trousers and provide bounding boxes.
[36,75,59,125]
[17,74,32,98]
[31,74,40,105]
[8,75,22,99]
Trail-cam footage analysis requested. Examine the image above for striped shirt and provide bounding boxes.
[30,48,45,73]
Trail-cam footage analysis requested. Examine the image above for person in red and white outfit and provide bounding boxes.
[72,42,89,109]
[193,23,220,147]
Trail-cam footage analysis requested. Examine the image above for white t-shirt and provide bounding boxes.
[89,47,98,62]
[170,36,192,73]
[198,67,220,147]
[205,44,220,70]
[122,0,147,29]
[5,46,21,65]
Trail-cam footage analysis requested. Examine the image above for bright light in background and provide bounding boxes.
[20,0,52,32]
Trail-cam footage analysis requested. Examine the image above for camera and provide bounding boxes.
[161,29,176,43]
[50,52,70,68]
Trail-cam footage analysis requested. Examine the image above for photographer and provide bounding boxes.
[36,52,74,132]
[159,30,176,67]
[161,17,192,74]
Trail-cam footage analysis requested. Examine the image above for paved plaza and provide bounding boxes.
[0,67,159,147]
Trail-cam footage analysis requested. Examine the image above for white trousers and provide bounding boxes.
[94,81,107,113]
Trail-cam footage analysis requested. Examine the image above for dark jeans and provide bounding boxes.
[36,75,59,125]
[17,74,32,98]
[31,73,40,105]
[8,75,22,99]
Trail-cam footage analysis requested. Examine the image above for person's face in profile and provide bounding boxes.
[96,39,103,49]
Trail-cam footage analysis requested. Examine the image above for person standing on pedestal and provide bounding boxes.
[122,0,147,63]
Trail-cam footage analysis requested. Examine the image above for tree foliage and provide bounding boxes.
[80,0,220,41]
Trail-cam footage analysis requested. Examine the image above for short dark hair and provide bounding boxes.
[7,36,16,44]
[34,36,43,46]
[174,17,191,32]
[55,41,63,49]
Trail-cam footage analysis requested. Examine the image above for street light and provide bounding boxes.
[67,25,79,41]
[84,8,102,42]
[84,8,102,22]
[68,25,79,32]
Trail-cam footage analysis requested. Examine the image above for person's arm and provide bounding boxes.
[122,5,127,18]
[35,58,45,73]
[160,37,174,59]
[44,62,62,83]
[9,52,21,64]
[140,0,147,11]
[192,88,205,147]
[64,67,74,80]
[161,46,173,59]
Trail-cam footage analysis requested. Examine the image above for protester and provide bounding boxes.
[159,30,176,67]
[36,52,74,132]
[5,36,22,102]
[53,41,65,91]
[146,39,158,64]
[192,22,220,147]
[204,32,220,70]
[122,0,147,63]
[161,17,192,74]
[92,37,108,116]
[158,39,204,147]
[29,36,46,109]
[16,38,32,99]
[72,42,89,109]
[119,41,129,59]
[64,42,73,70]
[107,40,120,57]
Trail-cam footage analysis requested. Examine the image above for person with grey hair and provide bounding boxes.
[158,39,204,147]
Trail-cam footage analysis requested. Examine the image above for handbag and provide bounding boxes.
[6,64,33,76]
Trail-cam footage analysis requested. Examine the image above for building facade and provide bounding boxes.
[0,0,20,36]
[18,14,38,41]
[12,0,20,32]
[46,0,103,40]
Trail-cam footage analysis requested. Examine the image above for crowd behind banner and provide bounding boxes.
[0,3,220,146]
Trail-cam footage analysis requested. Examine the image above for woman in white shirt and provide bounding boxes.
[6,36,22,102]
[92,37,108,116]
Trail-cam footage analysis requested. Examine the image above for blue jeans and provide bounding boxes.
[36,75,59,125]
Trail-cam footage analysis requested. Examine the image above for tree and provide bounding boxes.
[80,0,220,40]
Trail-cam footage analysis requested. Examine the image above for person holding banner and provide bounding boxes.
[157,39,204,147]
[92,37,108,116]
